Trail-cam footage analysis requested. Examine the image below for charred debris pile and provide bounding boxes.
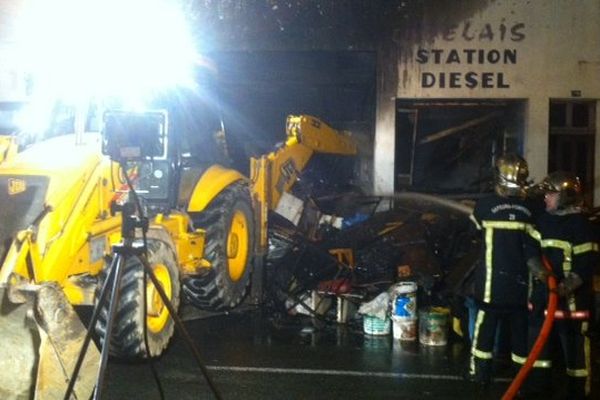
[264,183,480,328]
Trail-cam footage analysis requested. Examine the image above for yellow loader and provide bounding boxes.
[0,90,357,397]
[0,135,18,164]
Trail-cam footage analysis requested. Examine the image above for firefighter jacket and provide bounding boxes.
[470,194,539,308]
[531,211,599,313]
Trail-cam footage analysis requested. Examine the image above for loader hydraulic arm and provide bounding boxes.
[250,115,357,250]
[285,115,357,156]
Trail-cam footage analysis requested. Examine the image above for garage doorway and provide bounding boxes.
[395,100,525,196]
[548,100,596,206]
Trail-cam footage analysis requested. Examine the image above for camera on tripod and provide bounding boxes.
[102,110,168,161]
[101,109,172,208]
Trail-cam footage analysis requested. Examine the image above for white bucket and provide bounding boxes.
[392,316,417,341]
[390,282,417,319]
[363,315,391,336]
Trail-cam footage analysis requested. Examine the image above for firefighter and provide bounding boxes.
[524,172,599,399]
[466,153,540,386]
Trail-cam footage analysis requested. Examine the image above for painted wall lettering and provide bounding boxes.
[416,20,525,89]
[441,20,526,42]
[421,72,509,89]
[415,49,517,65]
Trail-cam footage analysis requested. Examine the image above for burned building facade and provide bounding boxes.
[375,0,600,204]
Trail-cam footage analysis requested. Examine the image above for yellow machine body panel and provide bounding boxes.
[187,164,246,213]
[0,134,122,297]
[0,133,241,303]
[154,212,208,274]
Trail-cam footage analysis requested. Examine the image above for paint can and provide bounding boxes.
[389,282,418,341]
[363,315,391,336]
[391,282,417,318]
[391,316,417,341]
[418,307,450,346]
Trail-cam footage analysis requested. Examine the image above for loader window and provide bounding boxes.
[85,102,102,132]
[135,86,229,165]
[46,101,76,138]
[14,100,104,146]
[0,102,26,134]
[178,112,225,162]
[103,111,166,160]
[171,89,230,165]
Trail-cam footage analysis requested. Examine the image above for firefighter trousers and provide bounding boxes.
[523,312,591,399]
[469,304,528,383]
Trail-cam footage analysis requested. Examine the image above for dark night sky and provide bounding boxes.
[183,0,412,52]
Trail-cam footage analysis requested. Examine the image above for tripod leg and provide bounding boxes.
[93,253,126,400]
[140,256,224,400]
[63,254,122,400]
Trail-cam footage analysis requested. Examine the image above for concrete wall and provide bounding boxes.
[375,0,600,202]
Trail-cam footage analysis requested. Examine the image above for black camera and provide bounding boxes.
[102,110,168,161]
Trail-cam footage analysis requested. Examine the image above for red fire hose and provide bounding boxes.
[502,256,558,400]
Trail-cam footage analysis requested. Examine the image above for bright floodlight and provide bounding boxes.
[17,0,197,102]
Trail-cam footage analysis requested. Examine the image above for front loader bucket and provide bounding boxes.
[0,286,38,399]
[0,282,100,400]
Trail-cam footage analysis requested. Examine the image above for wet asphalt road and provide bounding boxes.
[101,306,521,400]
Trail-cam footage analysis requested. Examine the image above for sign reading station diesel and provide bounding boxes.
[416,48,516,89]
[413,20,526,90]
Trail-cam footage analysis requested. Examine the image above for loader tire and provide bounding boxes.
[183,182,255,310]
[95,229,180,358]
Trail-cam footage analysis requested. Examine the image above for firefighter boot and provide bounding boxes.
[519,368,551,398]
[567,376,588,400]
[464,358,492,388]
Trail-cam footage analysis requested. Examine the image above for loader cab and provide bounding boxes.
[101,78,232,214]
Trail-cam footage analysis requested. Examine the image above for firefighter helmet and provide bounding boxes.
[539,171,583,209]
[494,153,529,197]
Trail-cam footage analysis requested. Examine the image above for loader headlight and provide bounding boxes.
[102,110,167,161]
[16,0,197,101]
